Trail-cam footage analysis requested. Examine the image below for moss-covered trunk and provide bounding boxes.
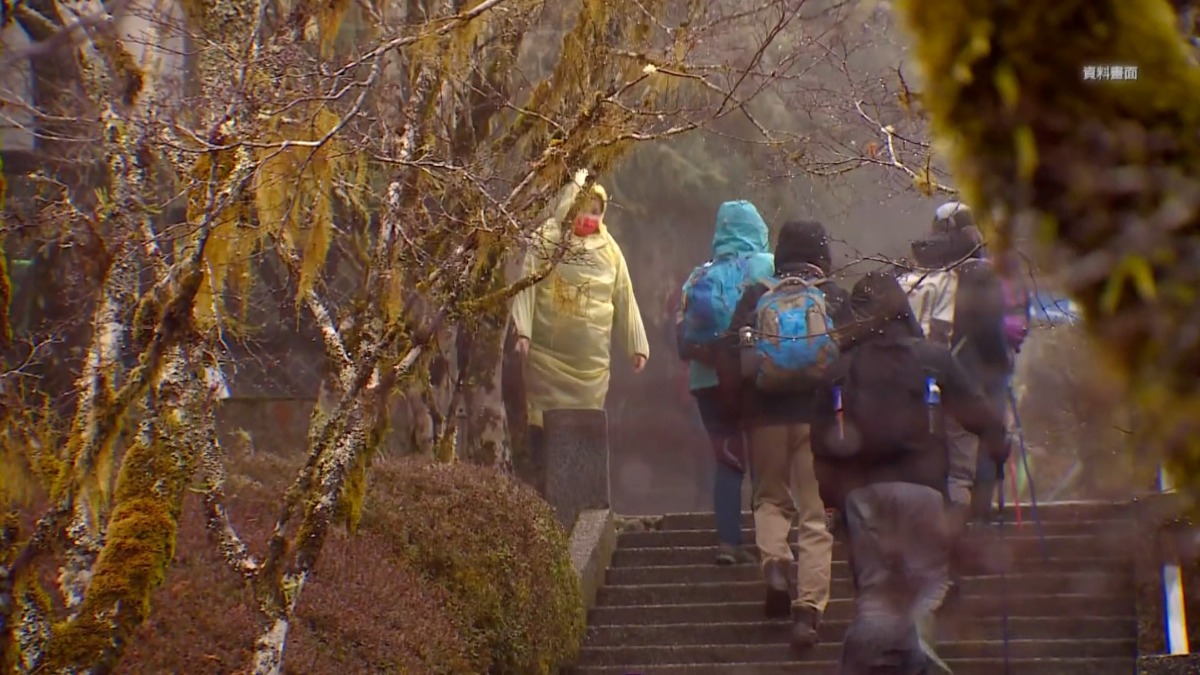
[250,392,381,675]
[461,314,512,470]
[57,254,138,610]
[894,0,1200,494]
[40,346,203,674]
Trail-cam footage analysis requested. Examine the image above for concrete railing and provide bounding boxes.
[541,409,619,615]
[1133,469,1200,673]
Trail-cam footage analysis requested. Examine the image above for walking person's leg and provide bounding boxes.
[789,423,833,652]
[946,417,978,513]
[528,424,547,496]
[893,483,954,675]
[946,417,978,604]
[749,423,796,615]
[838,484,927,675]
[695,387,753,565]
[713,441,749,564]
[970,381,1009,523]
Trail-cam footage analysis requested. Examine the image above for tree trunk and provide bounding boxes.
[460,314,511,470]
[39,345,203,674]
[58,254,137,612]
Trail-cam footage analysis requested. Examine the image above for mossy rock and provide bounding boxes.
[362,457,586,675]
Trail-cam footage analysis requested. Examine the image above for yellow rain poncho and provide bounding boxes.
[511,179,650,427]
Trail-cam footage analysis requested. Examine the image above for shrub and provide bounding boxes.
[116,453,476,675]
[363,457,586,674]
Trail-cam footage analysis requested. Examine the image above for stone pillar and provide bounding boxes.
[542,408,610,530]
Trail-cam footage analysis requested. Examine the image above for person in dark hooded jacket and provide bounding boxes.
[899,217,1009,525]
[811,272,1009,675]
[927,202,1028,524]
[728,220,852,653]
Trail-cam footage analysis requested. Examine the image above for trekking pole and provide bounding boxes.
[1007,386,1049,562]
[1008,456,1022,526]
[995,460,1011,675]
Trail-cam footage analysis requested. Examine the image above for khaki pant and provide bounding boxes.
[750,422,833,613]
[946,417,977,507]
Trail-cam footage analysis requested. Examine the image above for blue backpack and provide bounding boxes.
[753,275,839,392]
[676,255,754,357]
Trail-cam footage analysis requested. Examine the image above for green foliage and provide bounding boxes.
[364,458,585,674]
[895,0,1200,496]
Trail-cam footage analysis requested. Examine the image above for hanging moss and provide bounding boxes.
[894,0,1200,496]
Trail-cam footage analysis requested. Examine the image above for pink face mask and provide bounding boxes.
[573,214,601,236]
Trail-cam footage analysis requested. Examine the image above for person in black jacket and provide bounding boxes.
[728,219,852,653]
[811,272,1009,675]
[901,219,1010,525]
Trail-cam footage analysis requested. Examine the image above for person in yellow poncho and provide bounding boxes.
[511,169,650,458]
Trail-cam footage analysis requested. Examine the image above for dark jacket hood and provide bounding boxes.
[841,272,923,349]
[776,220,833,275]
[911,226,984,268]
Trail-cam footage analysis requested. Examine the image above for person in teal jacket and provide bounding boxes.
[680,200,774,565]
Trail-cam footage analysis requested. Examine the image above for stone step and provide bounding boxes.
[584,616,1136,647]
[658,501,1129,531]
[569,657,1131,675]
[612,537,1126,567]
[588,594,1132,625]
[576,638,1135,667]
[617,520,1131,549]
[595,572,1131,607]
[605,557,1126,585]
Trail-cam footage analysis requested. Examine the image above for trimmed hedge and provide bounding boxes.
[363,458,586,674]
[116,452,584,674]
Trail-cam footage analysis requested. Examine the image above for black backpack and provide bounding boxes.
[820,338,940,460]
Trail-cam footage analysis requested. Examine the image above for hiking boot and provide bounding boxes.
[940,578,963,613]
[917,610,953,674]
[715,543,756,566]
[919,636,953,674]
[762,558,791,618]
[790,605,820,653]
[824,508,839,534]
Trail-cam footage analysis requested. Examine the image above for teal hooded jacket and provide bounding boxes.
[686,200,775,391]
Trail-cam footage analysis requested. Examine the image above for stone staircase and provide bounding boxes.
[572,502,1137,674]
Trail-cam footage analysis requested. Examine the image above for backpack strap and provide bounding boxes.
[767,275,817,292]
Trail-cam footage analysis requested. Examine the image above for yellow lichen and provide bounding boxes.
[334,405,390,533]
[10,563,53,672]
